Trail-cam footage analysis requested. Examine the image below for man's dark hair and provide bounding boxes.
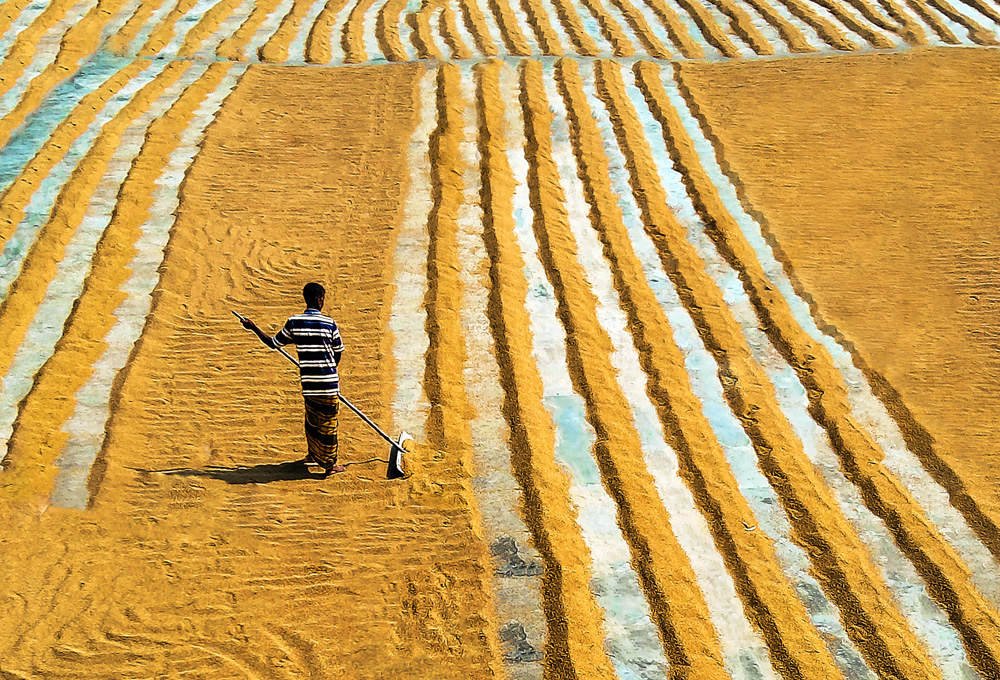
[303,282,325,305]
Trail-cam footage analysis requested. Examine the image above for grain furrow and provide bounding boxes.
[522,57,734,679]
[636,0,704,55]
[137,0,198,55]
[904,0,960,39]
[925,0,998,41]
[481,0,530,53]
[406,8,442,58]
[705,0,775,52]
[257,0,313,60]
[456,0,499,54]
[804,0,896,45]
[376,0,409,59]
[0,64,185,399]
[604,0,671,56]
[772,0,859,47]
[538,0,596,54]
[628,60,948,680]
[575,0,634,54]
[0,0,131,149]
[440,4,474,58]
[518,0,562,52]
[304,0,350,62]
[0,0,79,98]
[672,0,743,56]
[216,0,284,59]
[874,0,928,42]
[105,0,165,53]
[668,63,1000,678]
[0,0,40,45]
[343,0,378,61]
[0,61,148,246]
[176,0,245,55]
[738,0,817,49]
[4,64,229,503]
[567,57,855,680]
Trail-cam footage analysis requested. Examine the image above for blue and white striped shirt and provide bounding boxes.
[274,308,344,396]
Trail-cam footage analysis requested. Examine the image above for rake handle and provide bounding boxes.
[233,311,404,452]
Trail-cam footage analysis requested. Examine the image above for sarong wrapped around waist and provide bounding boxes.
[304,394,339,470]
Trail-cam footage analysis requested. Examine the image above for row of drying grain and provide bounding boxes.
[2,0,999,92]
[390,58,1000,679]
[0,54,247,507]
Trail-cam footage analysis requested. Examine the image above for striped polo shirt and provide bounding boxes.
[273,308,345,397]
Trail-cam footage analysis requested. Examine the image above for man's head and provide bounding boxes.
[303,282,325,310]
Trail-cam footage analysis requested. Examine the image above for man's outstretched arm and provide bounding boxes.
[241,318,277,349]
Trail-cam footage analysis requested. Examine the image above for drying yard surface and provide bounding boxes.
[0,0,998,679]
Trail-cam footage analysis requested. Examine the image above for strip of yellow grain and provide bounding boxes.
[0,0,132,149]
[2,63,228,503]
[217,0,284,60]
[0,61,150,246]
[669,61,1000,678]
[629,60,944,680]
[523,58,732,678]
[476,58,618,680]
[177,0,245,56]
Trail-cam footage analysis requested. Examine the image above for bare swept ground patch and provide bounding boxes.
[677,47,1000,534]
[0,62,502,679]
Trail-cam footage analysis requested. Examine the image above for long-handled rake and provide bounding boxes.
[233,311,409,479]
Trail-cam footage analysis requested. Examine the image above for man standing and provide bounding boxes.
[241,282,346,476]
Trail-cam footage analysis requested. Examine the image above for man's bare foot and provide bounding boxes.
[320,465,346,478]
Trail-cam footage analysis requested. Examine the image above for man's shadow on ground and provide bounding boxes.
[149,458,388,484]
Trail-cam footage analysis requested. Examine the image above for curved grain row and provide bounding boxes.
[423,63,471,454]
[1,64,229,502]
[177,0,245,55]
[484,0,531,54]
[959,0,1000,25]
[839,0,906,33]
[106,0,162,53]
[476,58,617,680]
[636,0,704,56]
[440,4,474,58]
[343,0,379,62]
[521,58,730,679]
[604,0,671,57]
[627,60,947,680]
[804,0,897,46]
[705,0,775,53]
[406,8,442,58]
[376,0,409,60]
[668,63,1000,679]
[519,0,562,53]
[304,0,350,62]
[542,0,599,54]
[873,0,928,43]
[0,64,186,405]
[575,0,635,55]
[0,0,77,97]
[671,0,743,56]
[566,57,848,680]
[258,0,314,61]
[738,0,817,50]
[457,0,499,54]
[925,0,998,42]
[216,0,284,59]
[0,62,149,246]
[0,0,39,41]
[0,0,131,154]
[772,0,858,48]
[138,0,200,56]
[904,0,960,41]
